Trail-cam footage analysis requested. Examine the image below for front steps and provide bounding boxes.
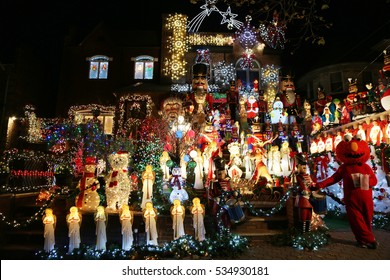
[0,191,290,259]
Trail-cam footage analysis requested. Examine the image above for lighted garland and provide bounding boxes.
[35,232,248,260]
[271,227,330,251]
[187,33,234,46]
[0,192,56,228]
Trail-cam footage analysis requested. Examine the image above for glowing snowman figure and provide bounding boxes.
[270,97,287,124]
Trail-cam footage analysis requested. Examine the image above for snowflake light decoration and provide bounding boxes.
[235,16,259,49]
[213,61,235,87]
[259,12,287,49]
[262,64,280,85]
[188,0,243,32]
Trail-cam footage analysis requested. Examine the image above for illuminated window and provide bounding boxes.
[235,59,261,90]
[133,56,156,80]
[87,55,112,79]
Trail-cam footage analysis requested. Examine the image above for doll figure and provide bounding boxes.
[159,151,171,181]
[42,208,56,252]
[141,165,155,209]
[368,120,383,146]
[325,134,334,152]
[334,131,343,149]
[357,124,367,141]
[66,206,82,253]
[271,145,282,176]
[227,155,243,180]
[190,197,206,241]
[280,141,292,177]
[243,151,255,179]
[119,204,133,250]
[94,206,107,250]
[171,199,186,240]
[143,202,158,245]
[317,136,325,153]
[294,155,317,233]
[190,149,204,190]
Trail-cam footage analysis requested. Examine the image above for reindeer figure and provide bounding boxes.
[250,134,278,187]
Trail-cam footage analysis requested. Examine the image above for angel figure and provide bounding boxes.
[42,208,56,252]
[119,204,133,250]
[141,165,155,209]
[66,206,82,253]
[280,141,292,177]
[94,205,107,250]
[159,151,171,181]
[143,202,158,245]
[190,149,204,189]
[190,197,206,241]
[171,199,186,240]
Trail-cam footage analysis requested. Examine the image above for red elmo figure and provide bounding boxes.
[317,135,378,249]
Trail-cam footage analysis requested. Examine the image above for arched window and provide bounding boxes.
[87,55,111,79]
[133,55,156,80]
[235,59,261,90]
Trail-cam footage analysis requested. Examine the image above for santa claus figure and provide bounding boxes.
[247,95,259,120]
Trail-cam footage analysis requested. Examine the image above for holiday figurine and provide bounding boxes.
[75,156,100,212]
[246,95,259,120]
[313,87,327,115]
[171,199,186,240]
[190,197,206,241]
[317,135,378,249]
[294,154,317,233]
[105,151,131,212]
[42,208,56,252]
[159,151,171,181]
[311,110,323,135]
[94,205,107,250]
[189,149,204,190]
[66,206,82,253]
[141,165,155,209]
[143,202,158,246]
[169,167,189,203]
[119,204,133,250]
[279,75,299,124]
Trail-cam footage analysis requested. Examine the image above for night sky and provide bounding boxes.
[1,0,389,78]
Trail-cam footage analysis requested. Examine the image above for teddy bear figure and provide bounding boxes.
[105,151,131,212]
[75,156,101,212]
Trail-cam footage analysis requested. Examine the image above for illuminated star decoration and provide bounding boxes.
[235,16,259,49]
[188,0,243,32]
[213,61,236,87]
[220,6,243,30]
[259,11,287,49]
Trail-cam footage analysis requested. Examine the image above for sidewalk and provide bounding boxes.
[234,229,390,260]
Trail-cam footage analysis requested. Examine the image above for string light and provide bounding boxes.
[163,14,188,81]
